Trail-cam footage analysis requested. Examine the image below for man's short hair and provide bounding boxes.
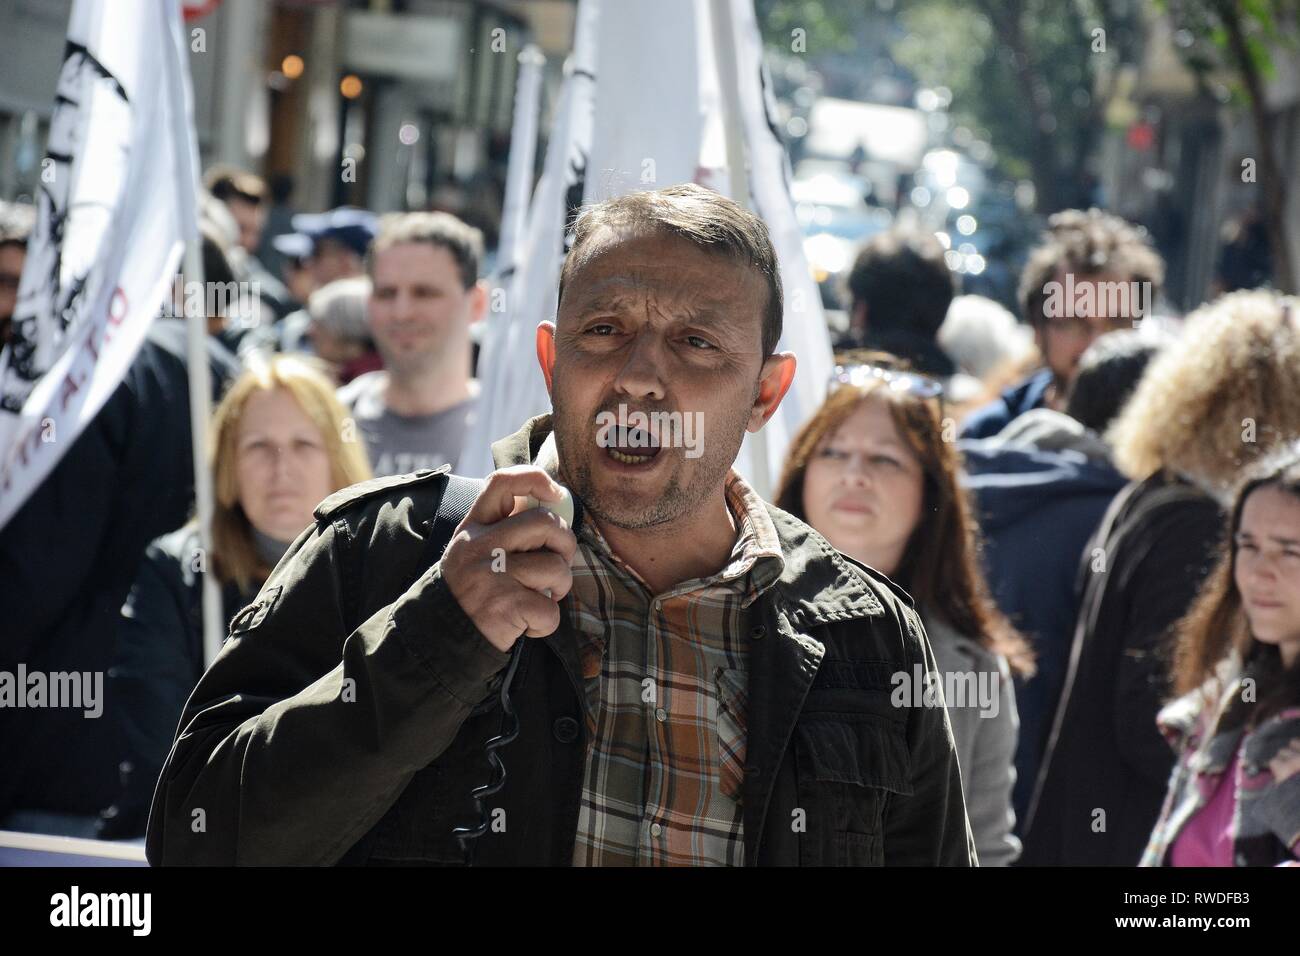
[368,211,484,290]
[0,200,35,251]
[558,183,784,357]
[204,165,267,206]
[1019,208,1165,328]
[843,228,955,339]
[1065,327,1170,434]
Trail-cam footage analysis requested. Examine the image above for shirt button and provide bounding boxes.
[655,707,667,722]
[552,716,580,744]
[650,823,663,837]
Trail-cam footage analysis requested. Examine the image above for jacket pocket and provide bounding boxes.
[365,763,463,864]
[715,666,748,801]
[794,713,912,866]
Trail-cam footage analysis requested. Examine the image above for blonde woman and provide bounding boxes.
[1024,290,1300,866]
[101,354,371,837]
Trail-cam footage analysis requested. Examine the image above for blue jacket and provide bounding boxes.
[960,368,1053,440]
[960,432,1127,828]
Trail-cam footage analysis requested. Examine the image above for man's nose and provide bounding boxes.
[612,330,666,402]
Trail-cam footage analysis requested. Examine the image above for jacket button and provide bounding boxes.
[553,716,580,744]
[750,624,765,640]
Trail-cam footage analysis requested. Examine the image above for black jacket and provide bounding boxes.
[101,525,259,837]
[0,319,239,820]
[147,415,976,866]
[1021,471,1223,865]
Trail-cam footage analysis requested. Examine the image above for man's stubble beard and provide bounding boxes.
[552,385,756,533]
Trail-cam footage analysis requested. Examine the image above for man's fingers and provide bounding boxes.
[498,550,573,600]
[485,508,578,563]
[511,587,564,638]
[467,466,563,526]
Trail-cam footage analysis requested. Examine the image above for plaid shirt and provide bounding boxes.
[566,471,784,866]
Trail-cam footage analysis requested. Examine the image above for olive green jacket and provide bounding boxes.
[147,415,975,866]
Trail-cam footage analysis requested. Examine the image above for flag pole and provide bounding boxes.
[709,0,771,499]
[183,239,223,667]
[497,44,546,279]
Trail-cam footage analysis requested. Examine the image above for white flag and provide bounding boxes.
[0,0,200,530]
[460,0,599,478]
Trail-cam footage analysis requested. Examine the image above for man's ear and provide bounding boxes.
[536,321,557,396]
[467,280,489,325]
[747,351,797,432]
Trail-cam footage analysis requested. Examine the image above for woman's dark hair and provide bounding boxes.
[774,353,1033,675]
[1171,443,1300,726]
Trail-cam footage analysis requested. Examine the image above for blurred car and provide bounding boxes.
[791,170,894,310]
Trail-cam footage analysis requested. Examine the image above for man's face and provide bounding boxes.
[1036,268,1132,388]
[368,242,481,376]
[226,196,264,253]
[545,229,774,531]
[309,239,361,286]
[0,244,25,335]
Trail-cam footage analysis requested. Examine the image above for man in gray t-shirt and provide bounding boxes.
[339,371,478,476]
[339,211,487,478]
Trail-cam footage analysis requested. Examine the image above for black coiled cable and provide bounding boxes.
[452,635,526,864]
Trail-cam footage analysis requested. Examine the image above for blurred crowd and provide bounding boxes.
[0,164,1298,868]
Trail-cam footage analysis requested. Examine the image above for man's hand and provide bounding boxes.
[441,465,578,652]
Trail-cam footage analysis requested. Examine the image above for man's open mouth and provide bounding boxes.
[603,425,662,466]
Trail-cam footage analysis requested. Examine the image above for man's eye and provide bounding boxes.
[585,324,616,335]
[684,335,715,350]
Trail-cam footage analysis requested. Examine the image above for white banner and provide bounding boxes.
[0,0,199,530]
[460,0,599,478]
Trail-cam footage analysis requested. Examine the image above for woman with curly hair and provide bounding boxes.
[1023,290,1300,866]
[776,351,1032,865]
[1142,445,1300,866]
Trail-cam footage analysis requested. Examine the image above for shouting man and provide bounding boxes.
[148,184,974,866]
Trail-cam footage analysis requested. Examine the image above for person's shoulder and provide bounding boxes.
[836,551,917,613]
[921,608,1001,670]
[313,466,457,525]
[336,369,385,411]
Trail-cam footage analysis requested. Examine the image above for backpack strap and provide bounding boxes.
[422,473,487,565]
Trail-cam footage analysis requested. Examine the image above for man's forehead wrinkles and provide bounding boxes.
[570,274,737,316]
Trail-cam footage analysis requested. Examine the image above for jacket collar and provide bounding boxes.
[490,414,886,626]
